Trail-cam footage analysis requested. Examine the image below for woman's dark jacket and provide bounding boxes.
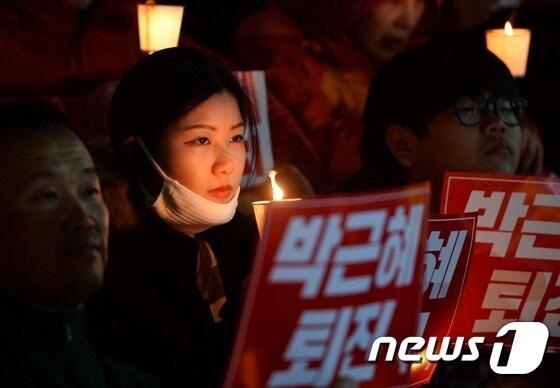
[86,208,258,388]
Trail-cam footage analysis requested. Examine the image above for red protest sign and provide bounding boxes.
[225,184,430,388]
[441,172,560,352]
[410,213,477,387]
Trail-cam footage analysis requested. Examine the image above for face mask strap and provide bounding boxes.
[135,138,173,179]
[131,137,172,205]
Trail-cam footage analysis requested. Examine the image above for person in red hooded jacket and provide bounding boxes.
[0,0,139,98]
[234,0,437,191]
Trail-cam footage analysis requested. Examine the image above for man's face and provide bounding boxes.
[0,127,109,310]
[410,97,522,186]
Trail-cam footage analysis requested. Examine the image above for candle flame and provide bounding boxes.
[410,350,430,373]
[268,170,284,200]
[505,21,514,37]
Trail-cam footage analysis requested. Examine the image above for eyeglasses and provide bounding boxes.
[453,96,528,127]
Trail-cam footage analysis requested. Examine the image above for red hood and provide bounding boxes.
[274,0,390,41]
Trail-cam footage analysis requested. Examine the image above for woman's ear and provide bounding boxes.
[385,124,420,168]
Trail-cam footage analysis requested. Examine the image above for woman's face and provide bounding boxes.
[349,0,426,62]
[156,92,247,203]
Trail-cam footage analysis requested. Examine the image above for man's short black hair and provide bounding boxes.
[0,99,76,150]
[360,37,519,187]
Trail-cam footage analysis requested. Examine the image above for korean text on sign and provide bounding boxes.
[225,183,430,387]
[441,172,560,351]
[411,214,477,387]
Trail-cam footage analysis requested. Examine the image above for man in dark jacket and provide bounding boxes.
[0,100,158,388]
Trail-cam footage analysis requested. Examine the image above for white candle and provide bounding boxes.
[486,21,531,77]
[252,170,301,236]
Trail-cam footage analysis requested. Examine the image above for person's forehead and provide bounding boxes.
[0,127,95,183]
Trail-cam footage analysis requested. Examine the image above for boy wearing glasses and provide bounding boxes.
[340,39,556,385]
[341,39,531,210]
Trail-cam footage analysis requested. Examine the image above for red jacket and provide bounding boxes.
[0,0,139,97]
[235,3,376,190]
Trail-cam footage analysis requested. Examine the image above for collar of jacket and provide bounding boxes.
[0,292,84,343]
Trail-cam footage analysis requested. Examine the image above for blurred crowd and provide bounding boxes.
[0,0,558,387]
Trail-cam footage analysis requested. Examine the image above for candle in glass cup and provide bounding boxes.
[486,21,531,77]
[252,170,300,236]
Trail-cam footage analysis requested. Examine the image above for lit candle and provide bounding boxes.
[409,349,431,373]
[252,170,301,236]
[269,170,284,201]
[486,21,531,77]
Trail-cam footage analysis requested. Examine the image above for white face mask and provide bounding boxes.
[137,139,239,236]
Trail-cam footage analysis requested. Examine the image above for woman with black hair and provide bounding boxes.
[86,47,259,388]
